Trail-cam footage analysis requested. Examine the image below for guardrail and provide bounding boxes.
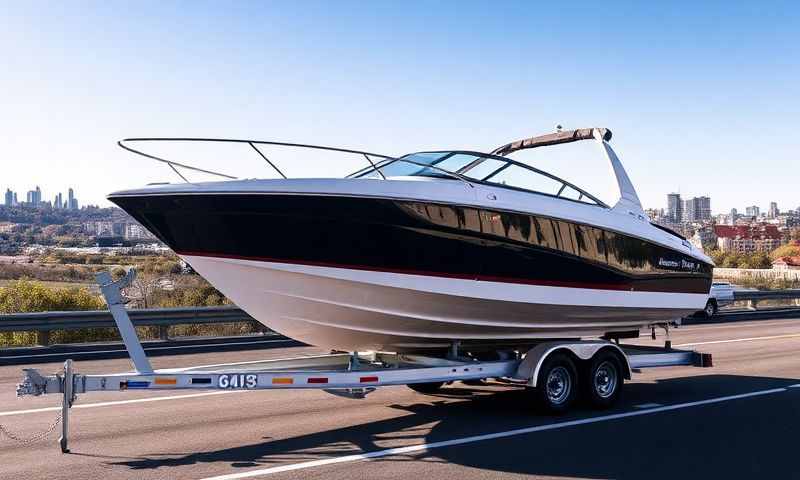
[0,306,264,346]
[732,290,800,310]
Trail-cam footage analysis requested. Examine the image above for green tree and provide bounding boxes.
[741,252,771,269]
[721,253,742,268]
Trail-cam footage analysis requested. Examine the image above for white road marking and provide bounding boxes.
[676,332,800,347]
[0,390,246,417]
[789,384,800,388]
[199,387,789,480]
[0,338,293,360]
[634,403,662,409]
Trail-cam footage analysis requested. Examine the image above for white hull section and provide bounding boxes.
[184,255,707,351]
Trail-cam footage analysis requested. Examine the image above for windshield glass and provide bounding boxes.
[352,151,605,206]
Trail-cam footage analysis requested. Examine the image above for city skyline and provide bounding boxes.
[3,180,798,216]
[4,185,80,209]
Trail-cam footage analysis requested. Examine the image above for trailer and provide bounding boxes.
[11,270,712,453]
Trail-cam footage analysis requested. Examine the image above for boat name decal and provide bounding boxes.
[658,258,699,270]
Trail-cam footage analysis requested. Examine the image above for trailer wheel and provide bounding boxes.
[533,352,578,413]
[407,381,445,394]
[584,351,623,409]
[702,299,718,317]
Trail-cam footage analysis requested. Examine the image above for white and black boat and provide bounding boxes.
[109,128,713,351]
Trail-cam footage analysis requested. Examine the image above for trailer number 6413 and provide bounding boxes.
[218,374,258,389]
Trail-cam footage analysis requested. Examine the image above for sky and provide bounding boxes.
[1,1,798,212]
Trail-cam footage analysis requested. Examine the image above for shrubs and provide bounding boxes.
[769,242,800,261]
[0,279,105,313]
[708,250,772,269]
[0,263,98,282]
[0,280,109,347]
[138,276,229,308]
[0,269,237,347]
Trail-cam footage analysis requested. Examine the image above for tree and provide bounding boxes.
[769,242,800,261]
[741,252,771,269]
[721,253,742,268]
[708,249,726,266]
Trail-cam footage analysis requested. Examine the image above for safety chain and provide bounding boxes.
[0,407,63,445]
[0,376,66,445]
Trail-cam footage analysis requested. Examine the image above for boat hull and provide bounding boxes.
[110,187,713,351]
[181,254,706,351]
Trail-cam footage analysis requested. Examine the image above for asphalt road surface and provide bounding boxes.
[1,317,799,480]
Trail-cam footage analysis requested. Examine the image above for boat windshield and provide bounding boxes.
[350,151,606,207]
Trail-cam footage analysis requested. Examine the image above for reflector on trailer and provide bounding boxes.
[155,378,177,385]
[360,376,379,383]
[272,377,293,385]
[307,377,328,384]
[120,381,150,390]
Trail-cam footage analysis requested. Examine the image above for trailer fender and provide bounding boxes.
[517,341,632,387]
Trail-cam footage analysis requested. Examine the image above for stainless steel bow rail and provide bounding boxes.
[117,137,478,187]
[10,269,713,453]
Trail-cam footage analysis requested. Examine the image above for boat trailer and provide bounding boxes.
[11,269,712,453]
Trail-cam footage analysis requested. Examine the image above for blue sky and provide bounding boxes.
[1,1,798,212]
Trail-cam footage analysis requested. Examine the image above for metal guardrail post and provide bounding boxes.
[37,330,51,347]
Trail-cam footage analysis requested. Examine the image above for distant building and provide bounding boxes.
[25,186,42,206]
[112,222,126,236]
[745,205,760,217]
[645,208,665,223]
[690,226,717,252]
[773,257,800,271]
[54,192,63,209]
[124,223,155,240]
[83,221,115,237]
[667,193,683,223]
[4,189,13,207]
[67,188,78,210]
[715,224,784,253]
[681,196,711,223]
[768,202,779,219]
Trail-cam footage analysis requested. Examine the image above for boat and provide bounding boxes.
[108,128,714,352]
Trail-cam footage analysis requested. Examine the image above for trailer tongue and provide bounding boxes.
[12,269,712,453]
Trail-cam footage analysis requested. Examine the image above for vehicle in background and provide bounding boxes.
[697,282,736,317]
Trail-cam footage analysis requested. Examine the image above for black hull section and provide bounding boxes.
[110,193,712,294]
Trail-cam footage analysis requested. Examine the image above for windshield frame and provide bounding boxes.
[348,150,609,208]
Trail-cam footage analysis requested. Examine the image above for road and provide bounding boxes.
[1,317,799,480]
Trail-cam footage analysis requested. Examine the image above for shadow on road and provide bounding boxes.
[103,374,800,478]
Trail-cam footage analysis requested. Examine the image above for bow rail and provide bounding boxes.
[117,137,477,187]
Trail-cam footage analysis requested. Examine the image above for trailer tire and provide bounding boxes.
[702,299,718,318]
[584,351,623,409]
[407,381,445,394]
[533,352,578,414]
